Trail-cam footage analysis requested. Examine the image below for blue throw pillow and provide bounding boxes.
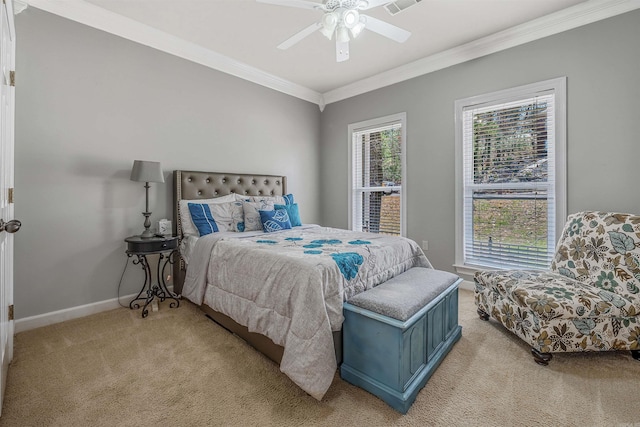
[274,203,301,227]
[188,203,219,236]
[259,208,292,233]
[283,193,295,205]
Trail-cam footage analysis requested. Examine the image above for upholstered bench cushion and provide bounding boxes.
[348,267,459,321]
[475,269,640,320]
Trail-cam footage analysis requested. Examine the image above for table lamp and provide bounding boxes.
[130,160,164,239]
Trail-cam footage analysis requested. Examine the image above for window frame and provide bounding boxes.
[454,78,567,274]
[348,112,407,237]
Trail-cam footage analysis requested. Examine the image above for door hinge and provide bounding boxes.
[8,187,13,204]
[9,71,15,87]
[8,305,13,321]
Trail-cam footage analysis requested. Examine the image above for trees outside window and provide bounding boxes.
[349,113,406,236]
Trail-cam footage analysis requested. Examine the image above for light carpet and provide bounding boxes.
[1,289,638,426]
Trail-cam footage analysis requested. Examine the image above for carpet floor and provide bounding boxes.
[0,289,638,426]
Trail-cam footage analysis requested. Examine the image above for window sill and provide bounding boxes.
[452,263,503,277]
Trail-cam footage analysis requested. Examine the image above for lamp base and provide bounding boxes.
[140,211,153,239]
[139,228,155,239]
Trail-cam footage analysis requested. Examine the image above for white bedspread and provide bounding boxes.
[182,225,432,400]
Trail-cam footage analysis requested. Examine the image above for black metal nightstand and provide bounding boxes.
[125,235,180,318]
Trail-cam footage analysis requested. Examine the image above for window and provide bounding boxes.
[349,113,406,237]
[455,78,566,271]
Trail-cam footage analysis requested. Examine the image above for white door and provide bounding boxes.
[0,0,17,415]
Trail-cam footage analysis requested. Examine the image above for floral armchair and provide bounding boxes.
[474,211,640,365]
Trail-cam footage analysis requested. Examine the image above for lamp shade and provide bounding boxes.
[130,160,165,183]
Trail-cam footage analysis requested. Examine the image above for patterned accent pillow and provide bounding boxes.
[187,203,219,236]
[208,201,245,232]
[247,193,294,206]
[179,194,237,236]
[274,203,301,227]
[259,208,292,233]
[243,201,274,231]
[250,195,286,205]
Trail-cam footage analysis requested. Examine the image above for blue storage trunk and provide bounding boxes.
[340,268,462,414]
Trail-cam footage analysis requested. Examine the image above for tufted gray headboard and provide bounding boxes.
[172,170,287,293]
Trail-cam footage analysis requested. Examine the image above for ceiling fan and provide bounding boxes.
[257,0,411,62]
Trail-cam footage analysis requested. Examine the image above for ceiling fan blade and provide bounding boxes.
[336,40,350,62]
[357,0,392,10]
[277,22,322,50]
[257,0,325,11]
[362,15,411,43]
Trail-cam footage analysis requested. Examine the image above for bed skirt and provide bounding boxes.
[200,303,343,366]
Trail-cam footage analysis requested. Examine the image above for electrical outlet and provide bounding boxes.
[422,240,429,251]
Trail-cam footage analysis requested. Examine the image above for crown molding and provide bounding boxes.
[22,0,640,108]
[322,0,640,105]
[13,0,29,14]
[23,0,323,105]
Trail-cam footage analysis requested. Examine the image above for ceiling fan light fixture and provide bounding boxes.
[350,16,366,38]
[320,12,338,40]
[260,0,412,63]
[336,26,350,43]
[342,9,359,29]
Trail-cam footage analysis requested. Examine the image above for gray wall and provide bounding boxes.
[319,10,640,275]
[14,9,321,319]
[13,7,640,319]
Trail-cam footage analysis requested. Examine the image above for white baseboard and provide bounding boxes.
[459,279,475,292]
[15,287,174,333]
[15,280,473,334]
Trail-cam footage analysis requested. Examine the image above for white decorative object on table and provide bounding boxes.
[158,219,172,236]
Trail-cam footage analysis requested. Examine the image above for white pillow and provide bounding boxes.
[208,201,245,233]
[250,195,286,205]
[243,200,274,231]
[179,194,237,236]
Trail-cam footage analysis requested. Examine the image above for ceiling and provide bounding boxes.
[23,0,639,106]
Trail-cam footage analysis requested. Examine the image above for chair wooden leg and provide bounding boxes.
[531,348,552,366]
[632,350,640,361]
[477,308,489,321]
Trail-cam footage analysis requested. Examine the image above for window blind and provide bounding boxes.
[462,93,556,269]
[352,122,402,236]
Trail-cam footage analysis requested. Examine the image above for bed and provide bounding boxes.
[172,170,432,400]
